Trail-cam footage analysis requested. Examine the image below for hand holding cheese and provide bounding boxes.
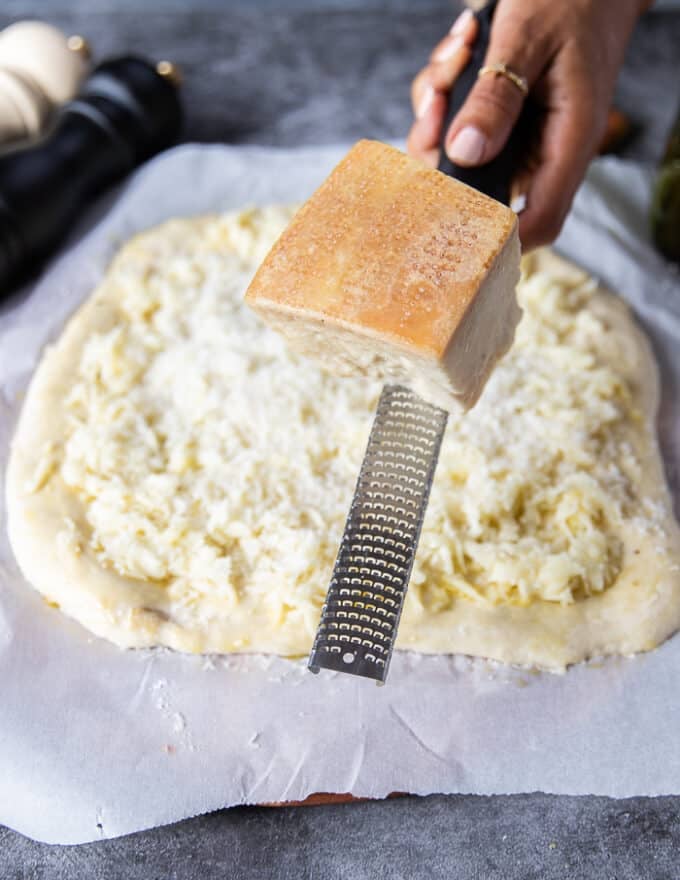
[245,140,521,411]
[409,0,652,249]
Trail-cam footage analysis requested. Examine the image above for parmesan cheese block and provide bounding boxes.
[5,207,680,670]
[245,140,522,410]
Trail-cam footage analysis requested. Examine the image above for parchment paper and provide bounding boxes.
[1,144,679,846]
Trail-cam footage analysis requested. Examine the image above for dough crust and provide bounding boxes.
[6,210,680,669]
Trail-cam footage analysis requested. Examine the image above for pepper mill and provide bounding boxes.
[0,55,183,294]
[0,21,90,145]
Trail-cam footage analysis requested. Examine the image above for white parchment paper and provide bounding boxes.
[1,144,680,845]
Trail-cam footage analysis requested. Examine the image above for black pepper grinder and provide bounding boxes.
[0,55,182,294]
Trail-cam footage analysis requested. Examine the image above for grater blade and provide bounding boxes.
[308,384,448,684]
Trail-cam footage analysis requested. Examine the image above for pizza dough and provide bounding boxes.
[6,207,680,669]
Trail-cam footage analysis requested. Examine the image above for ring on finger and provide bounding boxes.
[478,62,529,97]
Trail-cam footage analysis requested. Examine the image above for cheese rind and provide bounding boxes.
[245,139,521,410]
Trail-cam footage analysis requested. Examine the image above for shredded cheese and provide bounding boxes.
[38,208,652,627]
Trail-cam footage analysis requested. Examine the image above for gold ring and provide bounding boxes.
[478,62,529,96]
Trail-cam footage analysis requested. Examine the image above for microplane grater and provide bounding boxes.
[308,385,448,683]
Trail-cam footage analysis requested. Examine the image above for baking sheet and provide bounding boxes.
[1,144,680,845]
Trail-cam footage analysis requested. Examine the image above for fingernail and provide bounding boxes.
[416,84,435,119]
[447,125,487,165]
[510,192,527,214]
[449,8,473,35]
[432,34,464,62]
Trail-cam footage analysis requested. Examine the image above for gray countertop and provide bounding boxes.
[1,2,679,877]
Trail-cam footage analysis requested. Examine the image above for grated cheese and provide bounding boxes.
[37,208,654,629]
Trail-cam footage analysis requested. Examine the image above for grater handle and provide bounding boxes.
[437,0,536,206]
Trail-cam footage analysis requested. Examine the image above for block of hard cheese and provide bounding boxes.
[245,139,521,410]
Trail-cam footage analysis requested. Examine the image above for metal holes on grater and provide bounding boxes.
[309,386,448,680]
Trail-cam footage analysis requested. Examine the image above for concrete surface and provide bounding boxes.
[2,793,680,879]
[0,1,679,876]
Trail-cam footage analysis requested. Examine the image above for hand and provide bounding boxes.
[408,0,649,250]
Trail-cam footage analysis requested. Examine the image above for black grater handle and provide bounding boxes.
[437,0,534,206]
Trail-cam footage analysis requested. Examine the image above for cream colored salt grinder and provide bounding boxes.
[0,21,90,144]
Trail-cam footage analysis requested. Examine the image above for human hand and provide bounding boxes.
[408,0,650,250]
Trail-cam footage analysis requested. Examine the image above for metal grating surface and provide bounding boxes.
[308,385,448,683]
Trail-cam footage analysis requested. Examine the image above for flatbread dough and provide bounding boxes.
[6,207,680,669]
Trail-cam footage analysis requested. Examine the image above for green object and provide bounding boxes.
[651,160,680,263]
[651,104,680,264]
